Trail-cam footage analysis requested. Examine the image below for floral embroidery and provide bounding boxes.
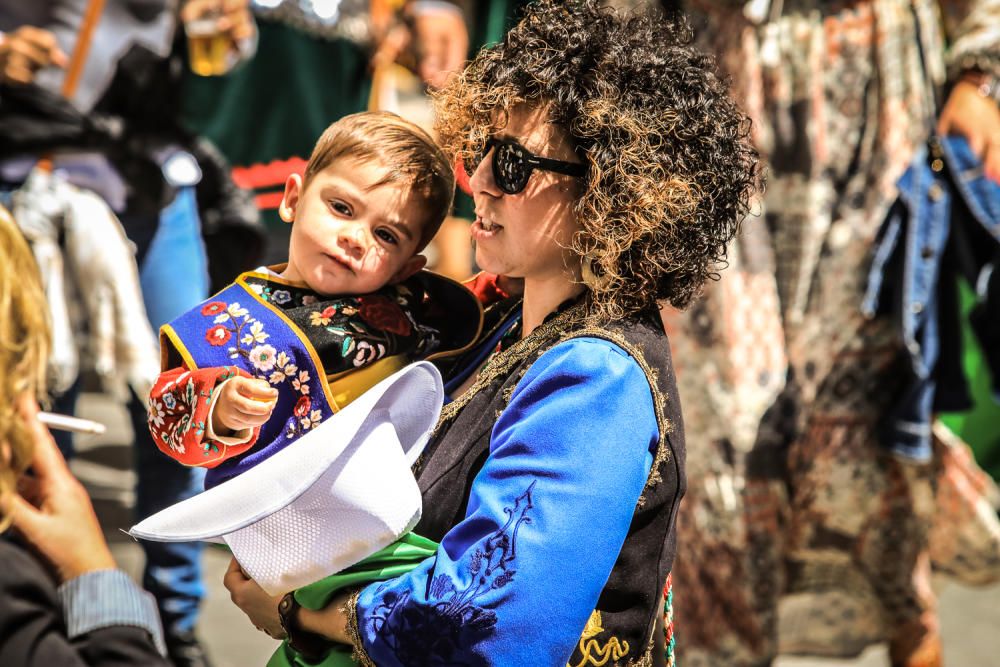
[148,399,165,429]
[353,341,385,367]
[366,482,535,662]
[159,376,200,457]
[293,396,311,417]
[201,301,226,316]
[359,295,412,336]
[268,352,298,384]
[174,414,192,454]
[149,366,246,463]
[198,298,323,443]
[205,324,232,346]
[212,302,249,324]
[241,320,269,345]
[248,344,278,372]
[183,376,197,405]
[310,306,337,327]
[178,275,444,455]
[291,370,311,394]
[299,409,322,431]
[241,276,439,376]
[568,611,630,667]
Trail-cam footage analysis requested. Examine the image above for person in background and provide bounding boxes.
[662,0,1000,664]
[0,2,257,665]
[0,205,170,667]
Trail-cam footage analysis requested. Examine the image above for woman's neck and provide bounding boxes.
[521,275,585,338]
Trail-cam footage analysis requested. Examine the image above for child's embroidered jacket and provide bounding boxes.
[148,267,480,488]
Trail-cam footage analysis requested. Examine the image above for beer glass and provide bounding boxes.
[186,9,229,76]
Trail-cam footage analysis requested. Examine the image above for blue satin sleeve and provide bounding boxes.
[354,337,658,666]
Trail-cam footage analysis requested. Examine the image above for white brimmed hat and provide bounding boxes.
[130,361,442,595]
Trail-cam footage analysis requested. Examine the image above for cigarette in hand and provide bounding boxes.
[37,412,107,435]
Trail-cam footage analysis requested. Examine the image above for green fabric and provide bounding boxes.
[470,0,532,48]
[939,280,1000,481]
[266,533,438,667]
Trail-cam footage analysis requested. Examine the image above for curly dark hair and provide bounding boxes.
[433,0,761,319]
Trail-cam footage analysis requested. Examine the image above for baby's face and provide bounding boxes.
[279,157,427,296]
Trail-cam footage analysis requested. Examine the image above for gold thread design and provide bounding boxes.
[632,637,656,667]
[568,610,631,667]
[345,589,377,667]
[434,303,589,433]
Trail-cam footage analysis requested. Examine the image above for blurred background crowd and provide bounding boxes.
[0,0,998,666]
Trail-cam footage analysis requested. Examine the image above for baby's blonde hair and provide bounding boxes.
[0,205,50,528]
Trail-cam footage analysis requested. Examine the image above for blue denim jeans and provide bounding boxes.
[130,186,209,638]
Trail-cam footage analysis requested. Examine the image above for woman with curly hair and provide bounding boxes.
[225,1,759,664]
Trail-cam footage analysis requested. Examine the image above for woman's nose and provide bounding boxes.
[469,146,501,197]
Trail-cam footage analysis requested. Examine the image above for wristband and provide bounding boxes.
[278,592,330,661]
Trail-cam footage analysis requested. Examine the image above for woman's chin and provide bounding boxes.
[474,249,505,277]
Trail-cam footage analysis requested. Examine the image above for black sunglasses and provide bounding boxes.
[467,137,588,195]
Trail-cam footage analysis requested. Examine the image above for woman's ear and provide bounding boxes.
[279,174,304,224]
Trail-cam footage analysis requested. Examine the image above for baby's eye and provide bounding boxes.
[329,200,352,216]
[375,228,398,245]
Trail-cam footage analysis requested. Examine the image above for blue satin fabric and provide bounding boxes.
[355,338,658,665]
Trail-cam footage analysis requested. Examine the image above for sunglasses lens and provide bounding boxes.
[494,142,531,194]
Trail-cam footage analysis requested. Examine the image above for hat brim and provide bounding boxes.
[130,361,442,543]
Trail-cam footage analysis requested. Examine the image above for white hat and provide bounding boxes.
[130,361,442,595]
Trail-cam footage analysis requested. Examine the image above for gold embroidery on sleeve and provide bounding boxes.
[568,610,631,667]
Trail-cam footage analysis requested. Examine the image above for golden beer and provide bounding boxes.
[187,17,230,76]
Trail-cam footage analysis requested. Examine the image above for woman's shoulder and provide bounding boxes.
[522,316,681,443]
[545,313,670,373]
[526,335,653,393]
[546,335,641,364]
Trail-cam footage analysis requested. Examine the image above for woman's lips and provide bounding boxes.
[471,214,502,240]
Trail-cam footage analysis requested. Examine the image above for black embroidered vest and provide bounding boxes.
[418,301,686,667]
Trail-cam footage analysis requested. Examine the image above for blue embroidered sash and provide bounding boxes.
[162,279,342,488]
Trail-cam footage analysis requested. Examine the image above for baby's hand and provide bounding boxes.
[212,376,277,436]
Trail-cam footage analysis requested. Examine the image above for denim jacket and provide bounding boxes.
[862,135,1000,462]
